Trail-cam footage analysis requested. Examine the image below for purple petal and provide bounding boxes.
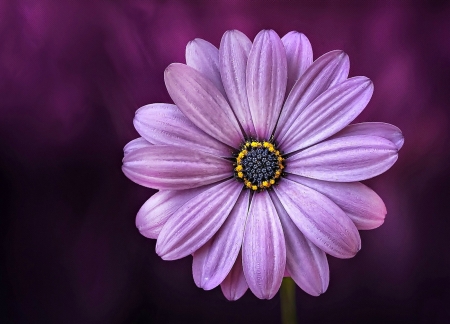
[186,38,226,97]
[331,122,404,150]
[287,135,398,182]
[123,137,151,155]
[220,251,248,301]
[281,76,374,153]
[192,190,250,290]
[275,50,349,141]
[219,30,256,137]
[269,191,329,296]
[242,191,286,299]
[281,31,313,95]
[285,174,386,230]
[274,178,361,259]
[246,30,287,140]
[164,63,243,147]
[134,103,232,157]
[156,179,242,260]
[122,146,232,190]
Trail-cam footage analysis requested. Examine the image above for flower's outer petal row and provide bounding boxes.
[286,174,386,230]
[270,191,329,296]
[275,50,349,141]
[134,103,232,157]
[281,76,374,153]
[331,122,404,150]
[274,178,361,259]
[219,30,256,137]
[156,179,242,260]
[286,135,398,182]
[246,30,287,140]
[186,38,226,97]
[136,184,214,239]
[220,251,248,301]
[192,190,250,290]
[242,191,286,299]
[123,137,151,155]
[281,31,313,96]
[164,63,244,147]
[122,146,232,190]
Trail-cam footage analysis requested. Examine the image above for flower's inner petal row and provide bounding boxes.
[156,179,242,260]
[280,76,374,154]
[220,251,248,301]
[219,30,256,137]
[275,50,350,141]
[281,31,313,96]
[186,38,226,97]
[242,191,286,299]
[331,122,404,150]
[123,137,151,155]
[164,63,244,148]
[286,174,386,230]
[274,178,361,259]
[192,190,250,290]
[134,103,232,157]
[286,135,398,182]
[269,191,329,296]
[246,30,287,140]
[136,185,214,239]
[122,145,232,190]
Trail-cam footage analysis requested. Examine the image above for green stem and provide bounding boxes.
[280,277,297,324]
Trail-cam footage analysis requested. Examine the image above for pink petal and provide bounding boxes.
[286,135,398,182]
[122,146,232,190]
[281,31,313,95]
[220,251,248,301]
[275,50,349,141]
[164,63,243,147]
[242,191,286,299]
[285,174,386,230]
[186,38,226,97]
[155,179,242,260]
[123,137,151,155]
[274,178,361,259]
[269,191,329,296]
[134,103,232,157]
[219,30,256,137]
[331,122,404,150]
[280,76,373,153]
[246,30,287,140]
[192,190,250,290]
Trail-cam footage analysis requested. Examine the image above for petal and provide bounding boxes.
[123,137,151,155]
[164,63,243,147]
[246,30,287,139]
[219,30,256,137]
[281,31,313,95]
[242,191,286,299]
[156,179,242,260]
[269,191,329,296]
[331,122,404,150]
[274,178,361,259]
[186,38,226,97]
[285,174,386,230]
[122,146,232,190]
[220,251,248,301]
[134,103,232,157]
[192,190,250,290]
[281,76,374,153]
[275,50,350,141]
[286,135,398,182]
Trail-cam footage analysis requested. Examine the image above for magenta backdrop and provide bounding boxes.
[1,0,450,323]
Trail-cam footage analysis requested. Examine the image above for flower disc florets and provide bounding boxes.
[234,139,285,191]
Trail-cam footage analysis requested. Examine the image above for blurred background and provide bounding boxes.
[1,0,450,323]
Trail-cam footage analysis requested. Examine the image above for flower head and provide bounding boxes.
[122,29,403,300]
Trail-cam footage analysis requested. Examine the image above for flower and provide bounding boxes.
[122,29,403,300]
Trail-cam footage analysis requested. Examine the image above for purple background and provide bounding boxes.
[1,0,450,323]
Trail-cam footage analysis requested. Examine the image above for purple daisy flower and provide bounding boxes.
[122,29,403,301]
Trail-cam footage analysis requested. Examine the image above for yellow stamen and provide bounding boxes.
[237,172,243,178]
